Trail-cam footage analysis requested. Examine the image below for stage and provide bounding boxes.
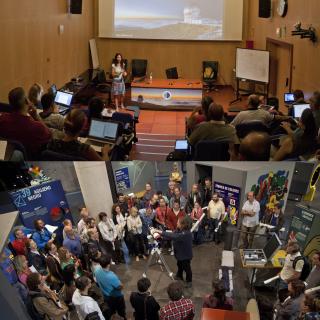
[130,78,203,111]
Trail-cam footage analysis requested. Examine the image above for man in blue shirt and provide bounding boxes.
[32,219,53,251]
[94,255,126,319]
[63,226,82,258]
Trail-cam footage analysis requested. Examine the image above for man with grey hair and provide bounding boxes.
[231,94,290,127]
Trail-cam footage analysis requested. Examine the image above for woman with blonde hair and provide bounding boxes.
[14,255,31,286]
[58,247,81,277]
[127,207,146,261]
[28,83,44,108]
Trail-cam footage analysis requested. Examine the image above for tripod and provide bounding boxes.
[142,242,174,280]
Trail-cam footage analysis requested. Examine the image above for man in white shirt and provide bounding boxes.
[279,242,305,290]
[240,191,260,249]
[207,193,225,243]
[72,276,105,320]
[77,207,89,235]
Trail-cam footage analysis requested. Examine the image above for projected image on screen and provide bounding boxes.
[114,0,224,40]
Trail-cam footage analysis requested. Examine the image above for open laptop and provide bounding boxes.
[284,93,295,104]
[54,91,73,115]
[175,139,189,152]
[293,104,311,119]
[88,119,120,143]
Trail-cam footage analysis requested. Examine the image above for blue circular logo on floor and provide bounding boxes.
[162,91,172,100]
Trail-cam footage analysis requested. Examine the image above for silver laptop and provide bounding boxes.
[88,119,120,143]
[54,91,73,114]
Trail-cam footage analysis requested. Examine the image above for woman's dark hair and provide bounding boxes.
[75,276,91,291]
[85,217,96,226]
[212,281,227,307]
[46,256,63,281]
[41,93,55,111]
[201,96,214,119]
[26,272,41,291]
[300,108,317,138]
[112,204,121,225]
[98,212,107,221]
[113,53,125,68]
[178,216,192,231]
[167,281,183,301]
[289,279,305,298]
[137,278,151,293]
[88,97,104,120]
[303,295,320,313]
[293,89,305,101]
[64,109,86,137]
[62,264,76,287]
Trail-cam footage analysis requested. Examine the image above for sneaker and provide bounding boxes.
[111,261,116,265]
[135,256,140,262]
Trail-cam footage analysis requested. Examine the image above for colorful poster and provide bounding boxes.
[250,170,289,217]
[10,180,72,229]
[115,167,130,192]
[214,182,241,225]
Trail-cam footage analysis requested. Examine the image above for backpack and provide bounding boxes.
[25,293,47,320]
[293,256,311,281]
[85,311,101,320]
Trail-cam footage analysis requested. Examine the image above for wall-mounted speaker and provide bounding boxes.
[259,0,271,18]
[70,0,82,14]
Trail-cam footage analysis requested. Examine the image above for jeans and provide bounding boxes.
[104,295,126,319]
[177,259,192,283]
[120,239,130,264]
[208,218,220,242]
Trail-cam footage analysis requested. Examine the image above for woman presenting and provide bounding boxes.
[111,53,127,110]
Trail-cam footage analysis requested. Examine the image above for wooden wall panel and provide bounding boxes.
[247,0,320,97]
[0,0,94,101]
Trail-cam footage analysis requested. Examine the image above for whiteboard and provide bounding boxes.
[236,48,270,83]
[89,39,100,69]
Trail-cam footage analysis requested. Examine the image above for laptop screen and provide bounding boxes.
[284,93,295,103]
[175,140,188,151]
[293,104,311,119]
[89,119,119,141]
[263,233,282,260]
[54,91,73,107]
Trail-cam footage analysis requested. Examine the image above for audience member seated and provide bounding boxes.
[298,294,320,319]
[188,103,238,157]
[203,280,233,310]
[28,83,44,109]
[274,280,305,320]
[13,255,31,286]
[26,272,69,320]
[130,277,160,320]
[39,93,64,131]
[169,186,187,210]
[94,255,126,319]
[0,87,52,159]
[310,91,320,130]
[72,276,106,320]
[46,109,109,160]
[273,108,319,160]
[305,251,320,290]
[186,96,213,132]
[231,94,290,128]
[238,132,271,161]
[287,89,306,117]
[26,239,47,274]
[11,227,29,256]
[32,219,53,251]
[160,281,195,320]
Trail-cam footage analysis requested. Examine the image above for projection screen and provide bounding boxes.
[98,0,244,41]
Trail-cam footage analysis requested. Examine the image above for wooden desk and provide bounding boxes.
[201,308,250,320]
[131,78,203,110]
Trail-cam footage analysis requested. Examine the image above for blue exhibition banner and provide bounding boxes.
[214,182,241,225]
[10,180,73,229]
[115,167,130,192]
